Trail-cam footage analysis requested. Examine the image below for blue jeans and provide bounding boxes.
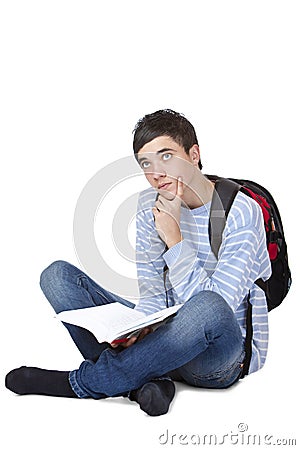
[40,260,245,399]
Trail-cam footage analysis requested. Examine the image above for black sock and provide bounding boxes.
[129,379,175,416]
[5,366,77,398]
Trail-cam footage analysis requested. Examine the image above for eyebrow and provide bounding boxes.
[137,148,177,164]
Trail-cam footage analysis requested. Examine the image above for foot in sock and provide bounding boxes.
[5,366,77,398]
[129,379,175,416]
[5,367,176,414]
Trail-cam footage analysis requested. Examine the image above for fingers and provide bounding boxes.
[152,207,159,221]
[156,176,183,202]
[121,336,138,348]
[110,327,153,349]
[154,194,172,211]
[177,176,184,198]
[111,335,138,349]
[137,326,152,341]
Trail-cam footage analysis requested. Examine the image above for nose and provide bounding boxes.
[145,160,166,180]
[152,169,166,181]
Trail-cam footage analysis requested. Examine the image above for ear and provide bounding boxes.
[189,144,201,167]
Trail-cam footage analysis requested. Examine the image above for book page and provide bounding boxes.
[57,302,145,342]
[57,302,182,343]
[108,304,182,340]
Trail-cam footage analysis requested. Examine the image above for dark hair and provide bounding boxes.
[133,109,202,170]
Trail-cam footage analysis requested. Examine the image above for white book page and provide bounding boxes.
[57,302,145,343]
[57,303,182,343]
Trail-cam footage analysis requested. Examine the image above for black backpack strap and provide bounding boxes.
[240,293,253,378]
[209,178,240,258]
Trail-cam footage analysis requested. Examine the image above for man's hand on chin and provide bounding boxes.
[152,176,184,249]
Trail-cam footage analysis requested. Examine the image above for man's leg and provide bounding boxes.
[39,260,135,361]
[68,290,244,398]
[167,334,245,389]
[6,260,175,415]
[7,291,243,400]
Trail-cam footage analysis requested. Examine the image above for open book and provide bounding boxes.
[56,302,182,344]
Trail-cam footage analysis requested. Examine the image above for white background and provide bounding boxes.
[1,1,299,449]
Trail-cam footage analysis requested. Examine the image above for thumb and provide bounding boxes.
[177,176,184,199]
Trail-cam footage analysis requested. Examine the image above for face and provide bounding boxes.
[137,136,200,197]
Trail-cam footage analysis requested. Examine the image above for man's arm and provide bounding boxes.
[111,189,173,348]
[133,190,173,314]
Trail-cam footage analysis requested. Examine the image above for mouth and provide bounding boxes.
[158,182,172,190]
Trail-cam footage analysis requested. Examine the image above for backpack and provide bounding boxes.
[206,175,292,311]
[206,175,292,376]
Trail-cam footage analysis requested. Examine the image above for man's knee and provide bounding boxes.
[185,290,232,315]
[40,260,71,293]
[180,290,237,332]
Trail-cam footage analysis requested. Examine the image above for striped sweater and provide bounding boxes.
[134,186,272,374]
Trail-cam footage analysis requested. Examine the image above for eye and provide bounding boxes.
[162,153,172,161]
[141,161,150,169]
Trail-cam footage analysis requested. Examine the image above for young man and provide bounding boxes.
[5,109,271,416]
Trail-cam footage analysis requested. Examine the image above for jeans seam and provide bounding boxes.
[76,274,87,287]
[69,370,89,398]
[191,350,245,382]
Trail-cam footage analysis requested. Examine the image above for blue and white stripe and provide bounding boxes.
[134,186,272,374]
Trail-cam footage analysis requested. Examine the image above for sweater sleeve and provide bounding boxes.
[134,191,170,314]
[163,199,270,312]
